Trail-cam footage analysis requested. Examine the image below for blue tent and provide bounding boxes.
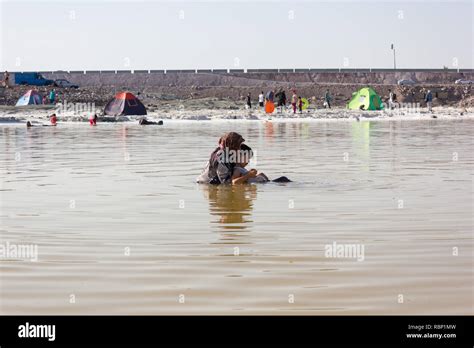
[16,90,43,106]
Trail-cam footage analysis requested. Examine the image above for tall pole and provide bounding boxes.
[391,43,396,70]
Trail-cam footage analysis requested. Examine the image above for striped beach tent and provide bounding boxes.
[16,90,43,106]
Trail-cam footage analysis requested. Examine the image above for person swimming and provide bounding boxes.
[26,121,33,127]
[50,114,57,126]
[41,114,57,126]
[139,117,163,125]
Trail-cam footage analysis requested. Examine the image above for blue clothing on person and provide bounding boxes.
[425,91,433,102]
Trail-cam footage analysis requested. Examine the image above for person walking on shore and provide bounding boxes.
[425,90,433,112]
[291,90,298,114]
[246,93,252,109]
[258,91,264,109]
[275,89,287,113]
[324,89,332,109]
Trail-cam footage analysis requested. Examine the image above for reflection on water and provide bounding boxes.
[351,121,371,170]
[201,184,257,231]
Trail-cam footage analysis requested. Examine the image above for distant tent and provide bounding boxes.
[16,90,43,106]
[104,92,147,116]
[347,87,384,110]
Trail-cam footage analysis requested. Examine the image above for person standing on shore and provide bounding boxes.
[291,90,298,114]
[266,90,274,103]
[388,89,396,110]
[275,89,287,113]
[3,71,10,88]
[258,91,264,109]
[425,90,433,112]
[298,96,303,114]
[246,93,252,109]
[281,90,287,111]
[49,89,56,104]
[324,89,332,109]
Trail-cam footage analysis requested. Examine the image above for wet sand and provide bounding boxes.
[0,119,472,314]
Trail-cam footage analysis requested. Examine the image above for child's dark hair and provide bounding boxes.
[240,144,254,162]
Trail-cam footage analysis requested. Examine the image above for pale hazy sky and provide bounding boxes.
[0,0,472,71]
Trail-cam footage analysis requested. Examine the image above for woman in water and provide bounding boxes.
[196,132,245,184]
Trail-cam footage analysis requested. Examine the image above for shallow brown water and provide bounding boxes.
[0,119,472,314]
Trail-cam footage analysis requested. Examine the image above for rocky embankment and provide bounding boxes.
[2,82,472,112]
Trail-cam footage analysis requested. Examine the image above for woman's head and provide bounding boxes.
[218,132,245,152]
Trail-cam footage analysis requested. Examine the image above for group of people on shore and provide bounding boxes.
[248,87,436,113]
[387,88,434,112]
[196,132,291,185]
[42,89,57,105]
[246,89,333,113]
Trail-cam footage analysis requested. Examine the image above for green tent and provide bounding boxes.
[347,87,384,110]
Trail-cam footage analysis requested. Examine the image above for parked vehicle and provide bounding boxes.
[455,79,473,85]
[14,72,54,86]
[397,79,416,86]
[54,79,79,88]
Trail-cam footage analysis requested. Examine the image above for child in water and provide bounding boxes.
[231,145,291,184]
[232,145,268,184]
[89,114,98,126]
